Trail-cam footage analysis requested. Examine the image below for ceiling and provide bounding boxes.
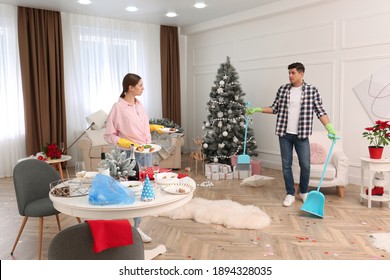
[1,0,283,27]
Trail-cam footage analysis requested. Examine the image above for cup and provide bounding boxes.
[75,161,86,181]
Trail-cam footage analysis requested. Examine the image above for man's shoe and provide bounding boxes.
[300,192,308,202]
[283,194,295,207]
[137,228,152,243]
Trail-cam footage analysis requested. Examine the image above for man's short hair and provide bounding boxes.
[288,62,305,73]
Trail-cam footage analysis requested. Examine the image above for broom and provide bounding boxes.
[236,101,251,171]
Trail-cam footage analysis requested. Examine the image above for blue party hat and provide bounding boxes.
[141,175,155,201]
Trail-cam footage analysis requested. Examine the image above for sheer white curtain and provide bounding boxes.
[61,13,161,164]
[0,4,25,178]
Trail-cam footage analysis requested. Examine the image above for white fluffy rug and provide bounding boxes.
[369,233,390,252]
[159,197,271,229]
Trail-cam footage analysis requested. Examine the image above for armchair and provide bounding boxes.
[292,131,349,198]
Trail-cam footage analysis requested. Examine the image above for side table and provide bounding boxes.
[46,155,72,179]
[360,157,390,208]
[19,155,72,179]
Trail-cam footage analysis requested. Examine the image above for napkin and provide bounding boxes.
[139,167,172,180]
[86,220,133,253]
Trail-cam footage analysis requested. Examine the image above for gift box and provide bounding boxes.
[219,172,234,180]
[233,165,252,179]
[211,173,220,181]
[250,159,261,175]
[231,155,261,175]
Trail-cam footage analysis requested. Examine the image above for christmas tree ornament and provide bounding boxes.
[141,175,155,201]
[222,131,228,137]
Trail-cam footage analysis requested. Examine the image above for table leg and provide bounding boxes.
[51,163,64,179]
[144,245,167,260]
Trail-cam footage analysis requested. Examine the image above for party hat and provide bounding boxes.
[141,175,155,201]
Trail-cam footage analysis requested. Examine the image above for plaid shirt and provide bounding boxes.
[270,82,327,139]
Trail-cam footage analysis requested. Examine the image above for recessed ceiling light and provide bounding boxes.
[78,0,91,5]
[194,2,207,9]
[126,6,138,12]
[166,12,178,18]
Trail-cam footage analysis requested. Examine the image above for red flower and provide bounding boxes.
[42,143,63,159]
[363,120,390,148]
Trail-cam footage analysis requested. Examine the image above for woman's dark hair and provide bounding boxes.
[120,73,142,98]
[288,62,305,73]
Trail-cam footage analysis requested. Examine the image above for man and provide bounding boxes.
[247,62,336,207]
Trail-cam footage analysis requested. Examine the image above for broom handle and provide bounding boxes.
[316,135,339,191]
[243,101,250,155]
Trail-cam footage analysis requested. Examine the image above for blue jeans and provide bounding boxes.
[279,134,310,195]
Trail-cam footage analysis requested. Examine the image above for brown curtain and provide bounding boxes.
[160,25,181,125]
[18,7,66,155]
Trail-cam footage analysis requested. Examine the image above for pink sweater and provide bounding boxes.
[104,98,151,146]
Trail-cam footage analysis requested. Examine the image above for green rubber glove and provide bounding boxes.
[325,123,336,140]
[246,107,263,115]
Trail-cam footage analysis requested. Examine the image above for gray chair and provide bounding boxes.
[11,159,62,260]
[48,222,145,260]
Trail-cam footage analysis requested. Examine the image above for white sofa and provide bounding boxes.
[292,131,349,198]
[78,130,184,171]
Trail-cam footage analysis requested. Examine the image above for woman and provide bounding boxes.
[104,73,153,242]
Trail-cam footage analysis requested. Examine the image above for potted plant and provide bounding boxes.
[362,120,390,159]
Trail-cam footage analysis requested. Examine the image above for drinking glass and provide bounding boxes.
[75,161,86,181]
[59,142,65,153]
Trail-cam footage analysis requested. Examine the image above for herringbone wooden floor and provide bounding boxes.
[1,154,390,260]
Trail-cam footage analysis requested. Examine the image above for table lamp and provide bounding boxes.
[64,110,107,153]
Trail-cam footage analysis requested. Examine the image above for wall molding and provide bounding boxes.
[341,9,390,49]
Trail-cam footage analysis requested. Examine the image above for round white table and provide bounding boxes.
[49,176,196,259]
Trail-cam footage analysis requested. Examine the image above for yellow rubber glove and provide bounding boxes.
[117,138,139,149]
[149,124,164,133]
[246,107,263,115]
[325,123,336,140]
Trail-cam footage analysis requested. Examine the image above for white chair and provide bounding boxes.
[292,131,349,198]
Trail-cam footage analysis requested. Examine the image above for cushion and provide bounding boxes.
[310,142,327,164]
[86,129,107,147]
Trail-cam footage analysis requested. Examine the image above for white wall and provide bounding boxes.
[181,0,390,185]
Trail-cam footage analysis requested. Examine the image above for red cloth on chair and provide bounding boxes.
[86,220,133,253]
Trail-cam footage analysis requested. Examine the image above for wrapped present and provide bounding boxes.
[233,165,252,180]
[231,155,238,166]
[219,172,234,180]
[211,173,220,181]
[250,159,261,175]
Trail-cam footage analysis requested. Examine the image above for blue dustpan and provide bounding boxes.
[301,134,339,218]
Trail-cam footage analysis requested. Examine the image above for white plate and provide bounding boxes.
[120,181,144,195]
[155,172,179,185]
[134,144,161,154]
[162,183,194,195]
[121,181,143,188]
[85,171,98,179]
[160,127,178,134]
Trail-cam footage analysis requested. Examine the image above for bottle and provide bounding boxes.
[127,144,139,181]
[97,148,110,176]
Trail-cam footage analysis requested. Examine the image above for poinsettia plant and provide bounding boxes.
[42,143,63,159]
[362,120,390,148]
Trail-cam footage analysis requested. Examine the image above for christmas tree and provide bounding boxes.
[202,56,258,165]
